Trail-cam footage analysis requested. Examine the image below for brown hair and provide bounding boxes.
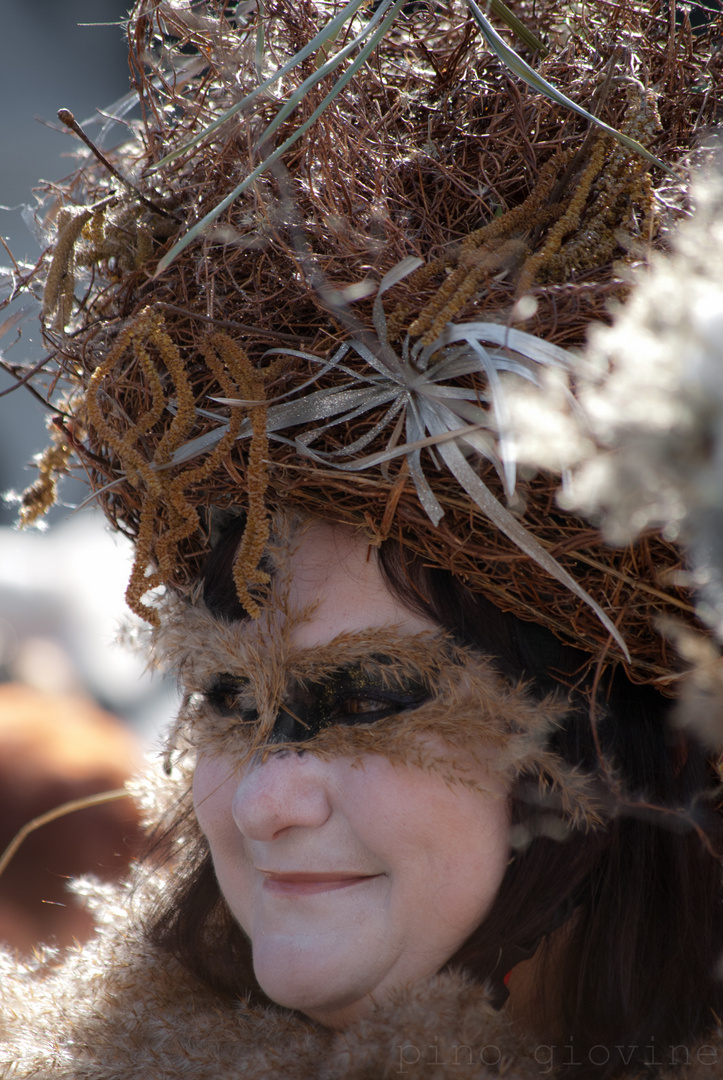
[148,517,723,1077]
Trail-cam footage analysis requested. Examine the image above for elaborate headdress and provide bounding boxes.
[5,0,722,691]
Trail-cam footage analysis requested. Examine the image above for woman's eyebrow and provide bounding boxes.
[288,656,435,686]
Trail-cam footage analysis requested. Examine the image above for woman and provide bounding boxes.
[2,0,723,1074]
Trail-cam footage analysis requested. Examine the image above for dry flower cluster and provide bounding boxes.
[561,167,723,644]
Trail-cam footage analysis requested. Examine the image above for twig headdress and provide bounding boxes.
[4,0,722,688]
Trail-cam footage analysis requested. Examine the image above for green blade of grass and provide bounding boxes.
[255,0,265,81]
[489,0,546,55]
[464,0,678,178]
[260,0,399,145]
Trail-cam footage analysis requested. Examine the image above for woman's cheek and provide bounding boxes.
[193,754,239,850]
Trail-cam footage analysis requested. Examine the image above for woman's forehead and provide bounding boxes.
[278,521,438,648]
[158,515,476,689]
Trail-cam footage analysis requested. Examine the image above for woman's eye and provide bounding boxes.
[338,696,397,717]
[203,675,253,720]
[331,690,430,724]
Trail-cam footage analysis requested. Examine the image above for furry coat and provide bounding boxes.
[2,868,722,1080]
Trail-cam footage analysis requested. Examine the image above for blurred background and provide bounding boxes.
[0,1,176,953]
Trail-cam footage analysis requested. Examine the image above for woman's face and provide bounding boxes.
[193,523,510,1028]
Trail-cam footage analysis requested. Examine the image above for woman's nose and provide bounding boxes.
[231,751,332,841]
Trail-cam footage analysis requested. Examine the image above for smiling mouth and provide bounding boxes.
[261,871,382,896]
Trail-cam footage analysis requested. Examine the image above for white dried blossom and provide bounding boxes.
[503,364,594,475]
[560,164,723,639]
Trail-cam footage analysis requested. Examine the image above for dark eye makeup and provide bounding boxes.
[203,675,257,724]
[202,665,430,743]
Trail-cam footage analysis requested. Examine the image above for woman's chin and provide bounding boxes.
[255,976,372,1027]
[252,944,381,1025]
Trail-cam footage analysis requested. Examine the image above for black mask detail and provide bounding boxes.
[204,663,430,744]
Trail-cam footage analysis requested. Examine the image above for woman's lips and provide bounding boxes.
[260,871,382,896]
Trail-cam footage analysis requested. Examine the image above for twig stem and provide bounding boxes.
[0,788,131,882]
[57,109,174,220]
